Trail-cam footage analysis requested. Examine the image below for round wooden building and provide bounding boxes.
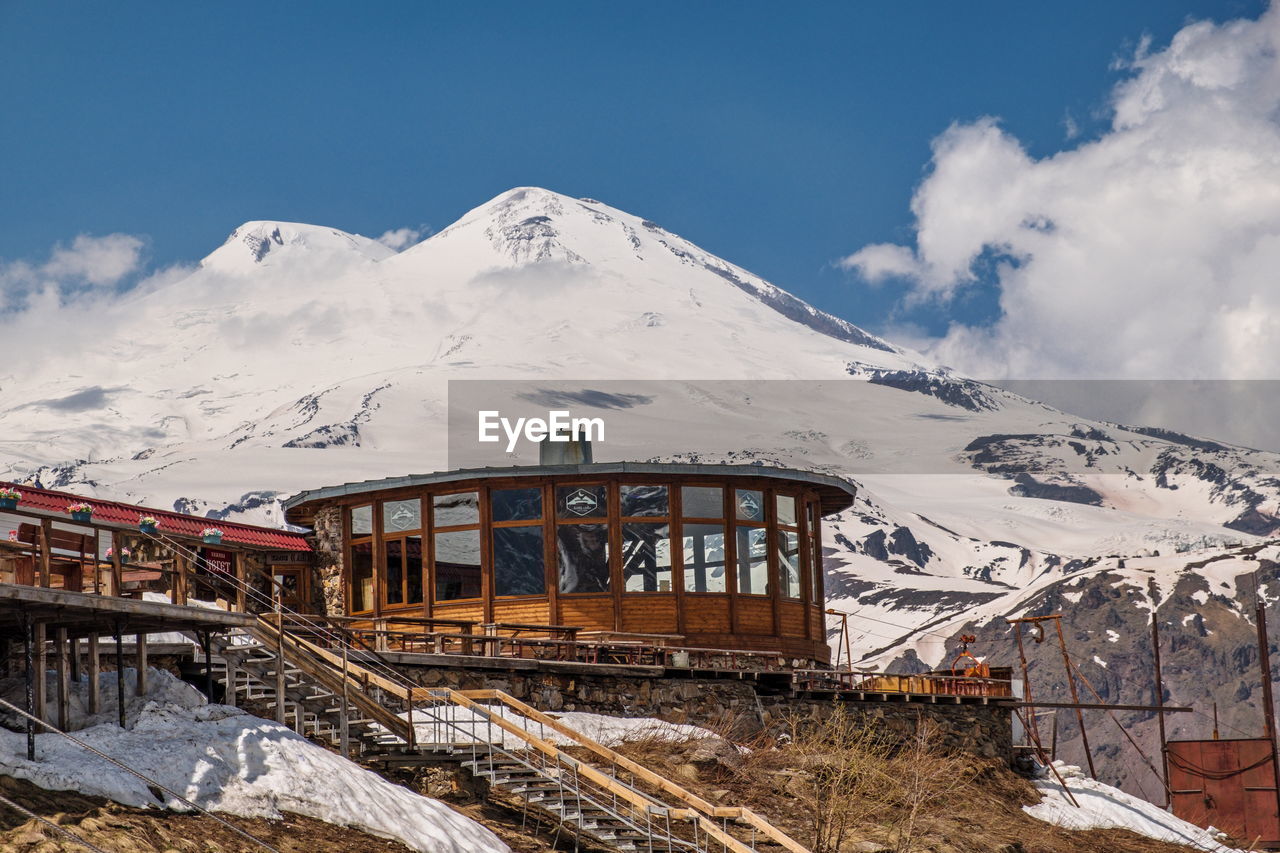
[284,462,856,664]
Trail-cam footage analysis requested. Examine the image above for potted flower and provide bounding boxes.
[106,546,131,566]
[202,526,224,545]
[67,502,94,523]
[139,515,159,534]
[0,487,20,511]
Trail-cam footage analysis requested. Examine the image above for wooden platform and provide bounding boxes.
[0,583,255,638]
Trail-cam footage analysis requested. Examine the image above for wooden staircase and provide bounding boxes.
[192,615,807,853]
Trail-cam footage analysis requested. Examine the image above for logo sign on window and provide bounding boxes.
[204,548,233,574]
[388,505,416,531]
[565,488,599,517]
[737,492,762,520]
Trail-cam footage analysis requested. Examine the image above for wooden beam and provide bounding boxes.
[37,521,51,588]
[135,633,148,696]
[87,634,100,714]
[33,623,46,722]
[233,552,247,613]
[55,628,70,731]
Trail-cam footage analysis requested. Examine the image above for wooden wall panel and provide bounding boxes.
[559,596,616,631]
[431,601,485,624]
[779,601,807,637]
[620,596,678,634]
[683,597,731,633]
[492,599,551,625]
[734,597,773,635]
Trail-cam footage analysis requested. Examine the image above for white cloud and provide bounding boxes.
[841,4,1280,380]
[376,227,426,251]
[41,233,145,286]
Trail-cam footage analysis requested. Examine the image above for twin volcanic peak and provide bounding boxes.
[3,186,1280,795]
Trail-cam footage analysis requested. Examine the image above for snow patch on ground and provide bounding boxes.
[0,668,506,853]
[404,704,720,751]
[1105,630,1120,643]
[1092,655,1109,670]
[1026,762,1239,851]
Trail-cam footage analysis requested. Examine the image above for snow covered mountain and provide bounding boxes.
[3,186,1280,795]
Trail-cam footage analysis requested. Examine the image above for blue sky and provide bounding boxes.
[0,1,1268,340]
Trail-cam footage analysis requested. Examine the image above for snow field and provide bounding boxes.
[0,668,507,853]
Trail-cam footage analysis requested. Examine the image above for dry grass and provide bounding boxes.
[604,707,1220,853]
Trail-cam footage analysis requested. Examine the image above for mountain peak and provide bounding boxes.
[201,220,395,272]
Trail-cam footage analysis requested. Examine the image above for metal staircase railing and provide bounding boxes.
[193,614,806,853]
[144,531,805,853]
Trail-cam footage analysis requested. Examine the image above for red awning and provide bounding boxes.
[0,482,310,552]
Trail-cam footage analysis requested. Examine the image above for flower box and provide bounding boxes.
[0,498,17,511]
[139,516,159,534]
[202,527,224,545]
[67,502,94,523]
[0,488,19,510]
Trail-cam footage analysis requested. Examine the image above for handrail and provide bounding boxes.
[458,690,811,853]
[275,622,768,853]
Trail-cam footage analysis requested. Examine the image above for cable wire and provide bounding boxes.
[0,793,111,853]
[0,697,280,853]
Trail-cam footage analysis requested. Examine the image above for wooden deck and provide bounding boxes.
[0,582,255,638]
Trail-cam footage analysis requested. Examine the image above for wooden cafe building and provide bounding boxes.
[284,460,857,665]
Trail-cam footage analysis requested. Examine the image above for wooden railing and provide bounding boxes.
[793,668,1014,698]
[460,689,810,853]
[261,616,808,853]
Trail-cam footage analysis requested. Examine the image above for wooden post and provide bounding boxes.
[225,655,238,709]
[1254,598,1280,829]
[87,634,101,715]
[55,628,70,731]
[1053,617,1096,779]
[37,521,51,588]
[70,636,81,683]
[233,552,247,613]
[275,612,287,725]
[114,625,126,728]
[171,555,189,606]
[203,631,213,702]
[110,544,123,598]
[1152,617,1169,808]
[22,613,35,760]
[339,643,350,757]
[135,633,148,696]
[33,622,46,723]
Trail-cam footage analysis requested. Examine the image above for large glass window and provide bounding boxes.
[777,529,801,599]
[776,494,797,526]
[352,505,373,536]
[492,488,542,522]
[621,485,668,517]
[434,529,481,601]
[558,523,610,593]
[493,526,545,596]
[556,484,608,519]
[682,523,726,593]
[623,522,672,592]
[681,486,723,519]
[350,540,374,612]
[736,525,768,595]
[432,492,479,527]
[385,539,404,605]
[406,536,423,603]
[808,501,824,602]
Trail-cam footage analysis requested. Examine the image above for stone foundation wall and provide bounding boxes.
[397,665,1011,760]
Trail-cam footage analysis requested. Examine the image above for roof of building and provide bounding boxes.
[283,461,858,524]
[0,481,310,551]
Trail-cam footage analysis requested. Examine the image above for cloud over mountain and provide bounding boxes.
[842,4,1280,380]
